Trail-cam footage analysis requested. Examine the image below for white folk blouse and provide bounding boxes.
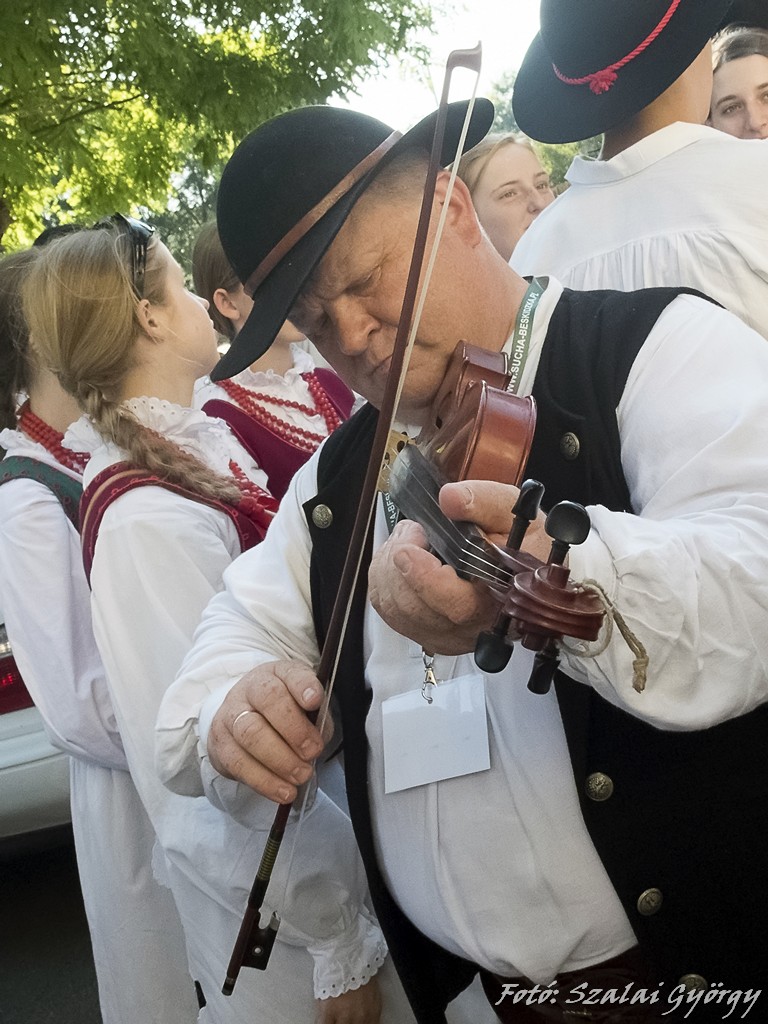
[512,123,768,341]
[67,398,390,1020]
[194,342,338,437]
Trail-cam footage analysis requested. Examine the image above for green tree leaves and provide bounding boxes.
[0,0,432,247]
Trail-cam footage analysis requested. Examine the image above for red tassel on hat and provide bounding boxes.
[587,68,619,94]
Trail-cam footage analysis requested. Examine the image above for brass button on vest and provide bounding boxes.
[636,887,663,916]
[559,431,580,460]
[585,772,614,801]
[679,974,708,991]
[311,504,333,529]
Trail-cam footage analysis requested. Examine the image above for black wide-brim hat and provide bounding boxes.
[719,0,768,31]
[513,0,734,144]
[212,99,494,380]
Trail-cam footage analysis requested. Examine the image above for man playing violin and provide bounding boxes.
[158,101,768,1024]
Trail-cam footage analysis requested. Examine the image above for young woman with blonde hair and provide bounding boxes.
[0,246,198,1024]
[455,133,555,261]
[23,218,404,1024]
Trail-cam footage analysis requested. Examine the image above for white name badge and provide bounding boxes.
[382,674,491,794]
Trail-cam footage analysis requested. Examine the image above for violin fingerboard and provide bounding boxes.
[388,445,500,584]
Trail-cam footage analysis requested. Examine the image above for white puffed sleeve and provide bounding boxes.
[562,295,768,728]
[156,453,324,796]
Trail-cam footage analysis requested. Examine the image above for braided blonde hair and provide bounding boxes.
[22,225,240,504]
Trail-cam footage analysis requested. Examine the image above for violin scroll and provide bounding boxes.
[504,502,604,694]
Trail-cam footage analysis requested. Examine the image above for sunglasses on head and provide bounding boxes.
[97,213,155,298]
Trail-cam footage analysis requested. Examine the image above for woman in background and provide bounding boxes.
[0,246,198,1024]
[709,25,768,138]
[191,221,354,500]
[455,133,555,261]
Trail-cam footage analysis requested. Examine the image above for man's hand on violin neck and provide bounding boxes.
[207,660,328,804]
[368,480,552,655]
[440,480,551,562]
[369,519,499,655]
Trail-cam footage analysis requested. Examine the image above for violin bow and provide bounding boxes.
[223,44,483,994]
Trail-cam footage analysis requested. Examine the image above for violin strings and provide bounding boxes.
[389,463,514,586]
[392,472,511,584]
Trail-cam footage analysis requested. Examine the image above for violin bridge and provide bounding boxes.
[378,430,412,492]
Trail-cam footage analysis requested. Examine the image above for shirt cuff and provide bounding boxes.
[198,682,234,750]
[309,907,388,1000]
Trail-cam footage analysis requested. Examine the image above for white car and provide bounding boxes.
[0,622,70,847]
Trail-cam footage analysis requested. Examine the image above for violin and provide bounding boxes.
[385,340,605,691]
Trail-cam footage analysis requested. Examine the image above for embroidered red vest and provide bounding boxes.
[80,462,271,584]
[202,368,355,500]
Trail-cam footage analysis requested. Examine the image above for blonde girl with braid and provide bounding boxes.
[24,219,398,1024]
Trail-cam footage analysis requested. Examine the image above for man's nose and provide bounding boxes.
[330,297,379,355]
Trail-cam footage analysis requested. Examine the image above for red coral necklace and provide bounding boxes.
[216,372,340,454]
[228,460,278,521]
[17,401,89,474]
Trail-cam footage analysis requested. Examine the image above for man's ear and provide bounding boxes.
[433,169,483,247]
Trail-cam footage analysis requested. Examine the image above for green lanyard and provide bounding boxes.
[505,276,546,395]
[381,488,401,536]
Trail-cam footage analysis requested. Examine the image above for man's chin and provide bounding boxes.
[358,377,435,429]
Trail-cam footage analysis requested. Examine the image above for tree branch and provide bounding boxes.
[30,93,146,136]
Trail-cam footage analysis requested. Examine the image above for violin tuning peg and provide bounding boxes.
[544,501,591,565]
[513,479,545,521]
[506,479,545,551]
[475,628,513,673]
[545,501,591,545]
[527,641,560,694]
